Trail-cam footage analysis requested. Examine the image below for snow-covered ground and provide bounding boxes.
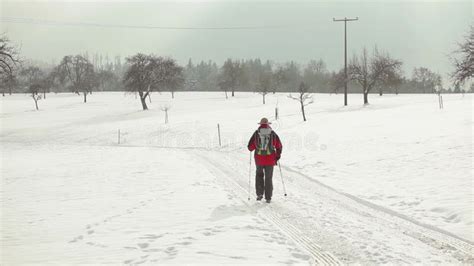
[1,92,473,264]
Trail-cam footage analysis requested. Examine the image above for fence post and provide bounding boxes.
[438,94,444,109]
[217,123,221,147]
[118,129,120,144]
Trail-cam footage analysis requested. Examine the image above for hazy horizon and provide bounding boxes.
[1,0,472,86]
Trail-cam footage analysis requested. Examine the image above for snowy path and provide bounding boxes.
[2,92,473,264]
[194,149,474,264]
[4,141,472,264]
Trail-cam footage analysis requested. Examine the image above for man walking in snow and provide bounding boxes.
[247,118,283,203]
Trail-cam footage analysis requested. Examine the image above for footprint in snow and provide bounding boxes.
[165,246,178,257]
[139,234,164,240]
[143,248,161,253]
[291,253,311,260]
[229,256,246,260]
[137,243,149,249]
[69,235,83,243]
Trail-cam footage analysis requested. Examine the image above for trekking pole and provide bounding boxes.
[248,151,252,200]
[278,162,287,196]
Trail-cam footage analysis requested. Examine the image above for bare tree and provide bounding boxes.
[29,83,42,110]
[217,75,229,99]
[0,34,20,78]
[218,59,242,98]
[387,69,404,95]
[412,67,440,94]
[150,56,183,100]
[124,54,183,110]
[20,66,44,96]
[450,26,473,87]
[57,55,96,103]
[378,67,404,96]
[258,67,273,104]
[1,72,18,95]
[39,69,61,99]
[349,47,402,104]
[289,82,314,122]
[20,66,48,109]
[123,54,152,110]
[20,66,42,83]
[160,59,184,99]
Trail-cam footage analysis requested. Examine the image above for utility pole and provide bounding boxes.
[333,17,358,106]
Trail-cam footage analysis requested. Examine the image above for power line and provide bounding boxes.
[0,17,286,30]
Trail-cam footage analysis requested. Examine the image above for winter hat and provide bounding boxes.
[258,117,271,125]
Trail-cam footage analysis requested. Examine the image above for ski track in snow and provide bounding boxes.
[1,92,473,264]
[193,148,474,264]
[195,151,341,265]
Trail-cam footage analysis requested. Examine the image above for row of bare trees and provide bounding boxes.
[23,55,97,109]
[1,25,472,111]
[411,67,443,94]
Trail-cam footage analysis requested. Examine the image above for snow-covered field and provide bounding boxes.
[1,92,473,264]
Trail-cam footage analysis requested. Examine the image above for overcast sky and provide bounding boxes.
[1,0,472,83]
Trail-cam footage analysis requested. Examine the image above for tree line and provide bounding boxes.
[1,26,472,111]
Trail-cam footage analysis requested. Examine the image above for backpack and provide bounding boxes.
[256,128,274,155]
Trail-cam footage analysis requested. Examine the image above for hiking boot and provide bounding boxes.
[256,195,263,201]
[266,199,271,203]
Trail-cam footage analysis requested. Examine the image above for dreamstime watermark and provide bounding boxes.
[149,120,328,152]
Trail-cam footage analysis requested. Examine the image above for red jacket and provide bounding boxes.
[247,125,283,166]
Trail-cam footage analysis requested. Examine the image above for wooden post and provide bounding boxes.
[118,129,120,144]
[217,123,221,147]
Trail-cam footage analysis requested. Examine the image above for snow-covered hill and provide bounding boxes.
[1,92,472,264]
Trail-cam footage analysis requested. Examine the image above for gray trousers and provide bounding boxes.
[255,165,274,200]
